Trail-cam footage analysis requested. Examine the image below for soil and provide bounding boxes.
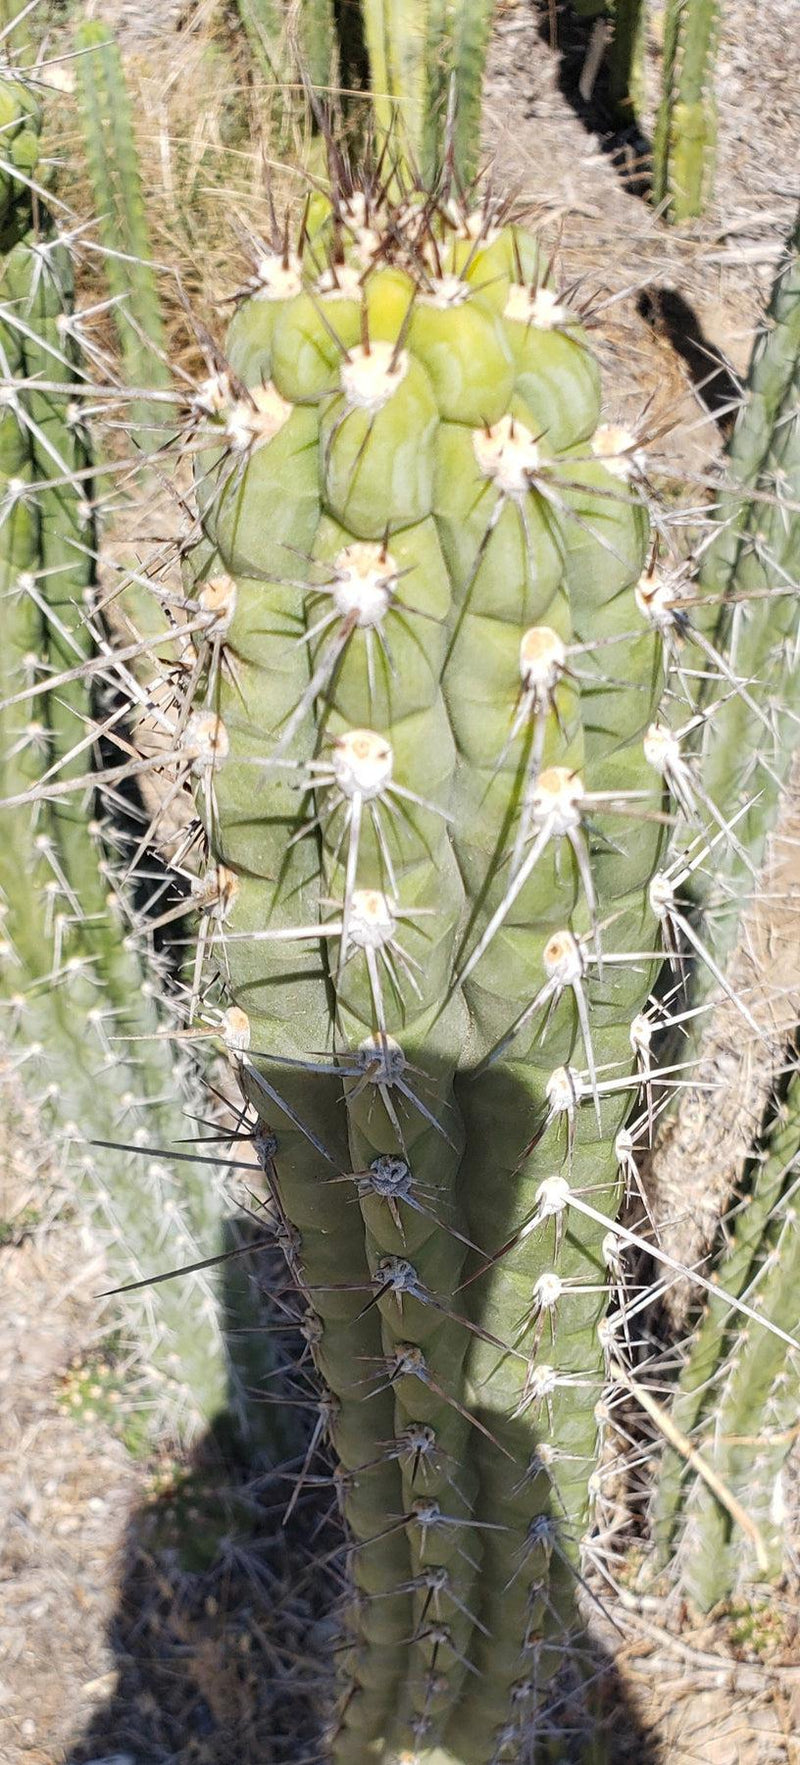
[3,3,800,1763]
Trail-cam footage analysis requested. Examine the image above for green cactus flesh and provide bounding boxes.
[177,182,673,1759]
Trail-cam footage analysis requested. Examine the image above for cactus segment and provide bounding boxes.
[0,75,281,1450]
[645,206,800,1606]
[686,209,800,971]
[177,166,686,1759]
[606,0,647,121]
[235,0,336,94]
[655,1069,800,1607]
[359,0,495,187]
[652,0,720,220]
[74,22,171,445]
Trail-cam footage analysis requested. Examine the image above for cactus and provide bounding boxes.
[73,21,171,448]
[166,152,800,1743]
[0,67,291,1452]
[640,204,800,1606]
[357,0,495,187]
[154,147,749,1756]
[653,1064,800,1606]
[569,0,647,122]
[652,0,720,220]
[695,205,800,917]
[605,0,646,120]
[5,4,800,1750]
[234,0,337,142]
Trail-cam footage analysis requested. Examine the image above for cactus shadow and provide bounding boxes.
[635,286,741,432]
[63,1220,340,1765]
[63,1095,663,1763]
[532,5,653,200]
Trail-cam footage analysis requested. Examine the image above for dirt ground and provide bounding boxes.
[2,2,800,1761]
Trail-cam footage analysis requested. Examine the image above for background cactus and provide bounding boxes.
[644,201,800,1604]
[355,0,495,186]
[653,1061,800,1604]
[652,0,720,219]
[0,62,291,1453]
[3,6,800,1762]
[645,204,800,1290]
[74,20,171,449]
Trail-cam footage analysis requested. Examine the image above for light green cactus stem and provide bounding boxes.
[700,205,800,603]
[359,0,495,187]
[652,0,719,220]
[654,1067,800,1607]
[649,205,800,1574]
[74,21,171,448]
[176,167,687,1759]
[0,86,288,1453]
[682,207,800,975]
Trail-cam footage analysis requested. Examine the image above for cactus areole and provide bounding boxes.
[186,177,665,1762]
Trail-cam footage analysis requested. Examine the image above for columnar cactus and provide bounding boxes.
[646,205,800,1604]
[654,1065,800,1606]
[74,22,171,448]
[652,0,720,220]
[358,0,495,186]
[169,169,710,1759]
[694,204,800,940]
[0,70,280,1450]
[646,205,800,1282]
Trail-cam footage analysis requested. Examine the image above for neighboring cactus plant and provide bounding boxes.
[74,21,171,447]
[605,0,647,118]
[234,0,336,142]
[652,0,719,219]
[646,206,800,1277]
[358,0,496,186]
[694,205,800,932]
[569,0,647,121]
[653,1064,800,1605]
[0,68,288,1452]
[642,205,800,1606]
